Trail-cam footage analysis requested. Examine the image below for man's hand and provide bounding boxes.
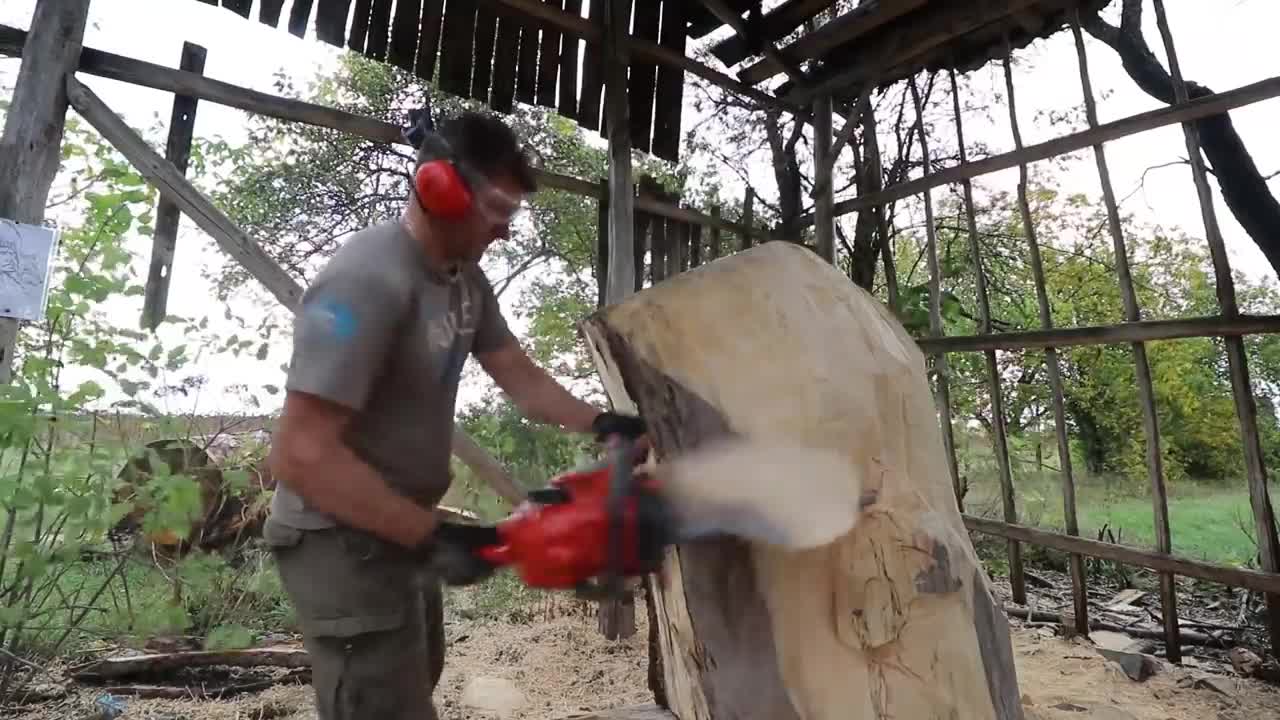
[421,521,502,586]
[590,411,646,442]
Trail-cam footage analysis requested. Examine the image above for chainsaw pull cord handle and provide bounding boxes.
[602,434,632,600]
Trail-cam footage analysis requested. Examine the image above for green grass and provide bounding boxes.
[962,444,1263,568]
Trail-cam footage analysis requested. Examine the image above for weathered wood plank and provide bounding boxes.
[364,0,393,60]
[812,94,834,262]
[489,5,521,113]
[535,0,564,108]
[416,0,446,81]
[0,0,91,383]
[65,76,304,310]
[142,41,206,332]
[515,21,538,104]
[346,0,374,51]
[650,0,685,162]
[287,0,315,38]
[576,0,606,131]
[387,0,422,72]
[602,0,635,306]
[314,0,352,47]
[707,0,829,67]
[440,0,478,97]
[471,4,498,102]
[918,315,1280,354]
[557,0,581,119]
[487,0,800,113]
[258,0,286,27]
[626,0,659,153]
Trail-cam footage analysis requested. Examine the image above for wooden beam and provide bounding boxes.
[812,94,834,262]
[787,73,1280,230]
[706,0,830,67]
[0,25,766,242]
[66,75,303,309]
[0,0,91,384]
[783,0,1043,106]
[485,0,802,114]
[738,0,926,86]
[964,515,1280,597]
[695,0,807,86]
[142,41,207,331]
[602,0,635,307]
[915,314,1280,355]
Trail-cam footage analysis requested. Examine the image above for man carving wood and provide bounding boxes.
[263,111,646,720]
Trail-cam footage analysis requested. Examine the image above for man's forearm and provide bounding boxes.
[276,446,439,548]
[509,364,599,434]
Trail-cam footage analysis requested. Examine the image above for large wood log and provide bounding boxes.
[580,241,1024,720]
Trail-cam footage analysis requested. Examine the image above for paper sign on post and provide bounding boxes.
[0,220,60,323]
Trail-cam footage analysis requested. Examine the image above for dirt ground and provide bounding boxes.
[9,599,1280,720]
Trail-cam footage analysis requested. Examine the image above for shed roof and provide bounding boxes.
[193,1,1110,164]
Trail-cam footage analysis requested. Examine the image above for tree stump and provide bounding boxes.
[580,241,1024,720]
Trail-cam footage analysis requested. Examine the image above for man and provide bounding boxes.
[263,111,646,720]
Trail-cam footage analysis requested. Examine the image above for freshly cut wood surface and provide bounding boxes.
[581,241,1024,720]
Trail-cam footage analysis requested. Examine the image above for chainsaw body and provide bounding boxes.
[473,446,671,594]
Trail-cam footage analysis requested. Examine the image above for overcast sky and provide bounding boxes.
[0,0,1276,418]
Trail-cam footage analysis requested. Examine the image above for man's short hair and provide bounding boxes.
[415,111,538,194]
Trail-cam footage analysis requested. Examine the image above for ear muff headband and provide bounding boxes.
[414,133,475,221]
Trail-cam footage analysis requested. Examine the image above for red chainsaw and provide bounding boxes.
[427,438,676,600]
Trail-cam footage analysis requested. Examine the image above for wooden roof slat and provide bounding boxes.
[416,0,447,80]
[575,0,606,131]
[365,0,394,60]
[627,0,659,154]
[346,0,374,51]
[221,0,252,19]
[388,0,423,72]
[315,0,354,47]
[651,0,685,163]
[685,0,758,40]
[515,22,538,104]
[259,0,286,27]
[557,0,582,119]
[535,0,563,108]
[287,0,315,38]
[440,0,479,98]
[707,0,829,67]
[471,5,499,102]
[737,0,925,86]
[489,5,523,113]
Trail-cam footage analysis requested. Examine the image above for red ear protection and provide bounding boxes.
[415,158,473,221]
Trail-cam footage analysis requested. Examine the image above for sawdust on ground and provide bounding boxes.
[10,607,1280,719]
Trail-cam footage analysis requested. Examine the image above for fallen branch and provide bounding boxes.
[68,646,309,682]
[1004,605,1229,648]
[99,668,309,700]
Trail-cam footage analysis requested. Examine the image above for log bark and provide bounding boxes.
[580,241,1024,720]
[69,647,310,681]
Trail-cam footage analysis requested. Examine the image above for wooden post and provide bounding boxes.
[1002,46,1088,636]
[0,0,91,383]
[597,0,637,640]
[1152,0,1280,657]
[707,205,722,261]
[948,67,1024,606]
[907,74,964,513]
[813,94,835,263]
[1071,13,1180,662]
[141,41,206,331]
[602,0,634,306]
[861,105,898,309]
[740,187,754,250]
[596,180,609,307]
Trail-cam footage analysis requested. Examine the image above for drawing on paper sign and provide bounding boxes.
[0,220,60,322]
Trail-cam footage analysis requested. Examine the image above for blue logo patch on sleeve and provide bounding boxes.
[304,296,359,342]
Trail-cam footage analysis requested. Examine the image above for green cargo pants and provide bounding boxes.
[263,516,445,720]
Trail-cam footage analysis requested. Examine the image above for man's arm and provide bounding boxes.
[475,336,600,434]
[270,391,439,548]
[270,264,438,549]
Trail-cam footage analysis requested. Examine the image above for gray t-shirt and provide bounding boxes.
[269,221,515,530]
